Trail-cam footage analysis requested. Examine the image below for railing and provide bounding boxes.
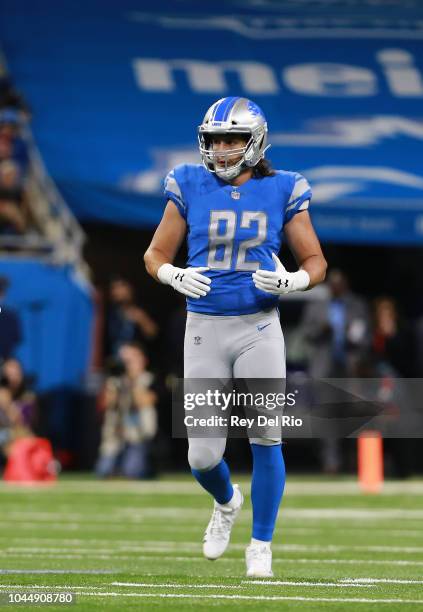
[0,120,89,278]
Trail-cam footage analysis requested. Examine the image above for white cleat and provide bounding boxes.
[245,543,273,578]
[203,484,243,560]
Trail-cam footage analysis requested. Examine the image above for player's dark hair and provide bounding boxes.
[253,158,276,177]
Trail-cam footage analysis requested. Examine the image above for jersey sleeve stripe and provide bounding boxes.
[164,169,187,219]
[166,192,185,210]
[288,177,310,204]
[164,174,182,199]
[283,173,312,227]
[298,199,310,211]
[165,193,187,219]
[286,197,303,212]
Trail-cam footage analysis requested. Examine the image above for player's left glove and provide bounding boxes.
[252,253,310,295]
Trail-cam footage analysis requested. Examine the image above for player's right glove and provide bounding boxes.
[157,263,211,299]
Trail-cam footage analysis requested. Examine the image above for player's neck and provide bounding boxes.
[229,168,253,187]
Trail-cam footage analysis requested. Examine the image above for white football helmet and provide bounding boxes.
[198,97,269,181]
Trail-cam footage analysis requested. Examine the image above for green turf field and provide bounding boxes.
[0,475,422,610]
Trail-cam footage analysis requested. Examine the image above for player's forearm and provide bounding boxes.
[144,247,173,282]
[299,254,327,289]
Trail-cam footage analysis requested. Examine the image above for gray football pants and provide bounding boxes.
[184,307,286,472]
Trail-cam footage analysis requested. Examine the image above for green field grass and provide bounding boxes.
[0,475,422,610]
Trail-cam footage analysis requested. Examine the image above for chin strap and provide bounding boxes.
[213,144,272,180]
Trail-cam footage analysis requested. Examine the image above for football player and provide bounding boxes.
[144,96,327,577]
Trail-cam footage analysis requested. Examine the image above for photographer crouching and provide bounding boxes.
[95,341,158,479]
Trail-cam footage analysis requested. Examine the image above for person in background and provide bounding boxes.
[372,297,416,478]
[0,109,29,171]
[372,297,416,378]
[300,269,370,473]
[0,134,12,164]
[0,78,31,117]
[0,277,22,362]
[0,159,30,234]
[96,342,157,479]
[105,277,158,359]
[0,358,37,456]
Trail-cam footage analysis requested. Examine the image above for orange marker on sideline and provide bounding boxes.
[357,431,384,493]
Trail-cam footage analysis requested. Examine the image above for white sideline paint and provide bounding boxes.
[40,592,423,604]
[0,585,419,604]
[0,579,415,591]
[343,578,423,585]
[2,521,422,540]
[2,507,423,522]
[112,582,243,589]
[144,541,423,554]
[0,585,102,590]
[241,581,371,588]
[0,522,153,532]
[4,540,423,555]
[1,479,423,496]
[4,552,423,566]
[7,542,423,555]
[112,581,373,589]
[0,570,114,574]
[278,558,423,567]
[4,524,423,542]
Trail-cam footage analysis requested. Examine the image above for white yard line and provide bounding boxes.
[269,544,423,553]
[3,525,423,543]
[111,582,243,589]
[0,522,158,532]
[6,542,423,555]
[111,581,372,589]
[343,578,423,585]
[1,479,423,496]
[280,558,423,567]
[0,584,102,590]
[0,585,419,604]
[0,570,114,574]
[4,552,423,566]
[2,507,423,522]
[242,581,372,588]
[282,509,423,520]
[0,579,415,591]
[50,591,423,603]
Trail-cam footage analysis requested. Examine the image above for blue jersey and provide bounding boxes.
[164,164,311,316]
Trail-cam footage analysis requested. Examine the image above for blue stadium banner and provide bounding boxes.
[1,0,423,244]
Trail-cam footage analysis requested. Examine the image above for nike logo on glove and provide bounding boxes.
[257,323,271,332]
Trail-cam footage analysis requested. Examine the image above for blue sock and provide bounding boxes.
[251,443,286,541]
[191,459,234,505]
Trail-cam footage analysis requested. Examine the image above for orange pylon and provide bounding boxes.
[357,431,384,493]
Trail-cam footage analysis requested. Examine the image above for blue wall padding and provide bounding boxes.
[0,259,93,392]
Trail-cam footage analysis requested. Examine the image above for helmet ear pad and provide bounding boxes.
[243,138,255,166]
[243,128,265,167]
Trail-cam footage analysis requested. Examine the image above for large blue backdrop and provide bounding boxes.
[1,0,423,244]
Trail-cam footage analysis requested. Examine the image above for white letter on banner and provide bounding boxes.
[377,49,423,97]
[132,58,278,93]
[283,63,376,96]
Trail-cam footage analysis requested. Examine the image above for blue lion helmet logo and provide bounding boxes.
[247,100,264,118]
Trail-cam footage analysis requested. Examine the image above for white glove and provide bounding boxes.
[157,263,211,299]
[252,253,310,295]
